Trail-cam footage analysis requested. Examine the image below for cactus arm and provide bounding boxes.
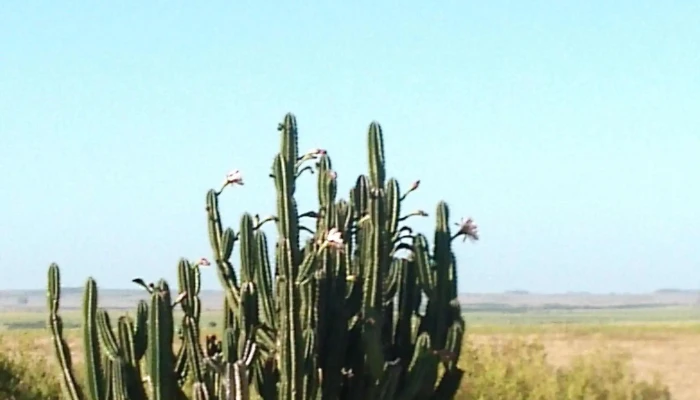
[239,214,256,283]
[96,310,121,360]
[273,154,301,265]
[385,179,401,238]
[375,360,402,400]
[133,300,148,361]
[207,189,242,313]
[184,316,211,397]
[277,240,304,400]
[47,264,85,400]
[367,122,386,190]
[279,113,299,172]
[254,230,276,330]
[431,367,464,400]
[147,281,176,400]
[431,201,453,348]
[395,258,421,369]
[398,332,439,399]
[83,278,106,400]
[117,316,148,400]
[111,357,130,400]
[413,234,435,299]
[361,188,387,382]
[240,282,259,342]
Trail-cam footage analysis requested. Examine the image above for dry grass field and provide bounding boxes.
[466,323,700,399]
[1,307,698,399]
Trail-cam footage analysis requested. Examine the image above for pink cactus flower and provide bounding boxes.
[326,227,344,248]
[457,217,479,241]
[197,257,211,267]
[225,170,244,186]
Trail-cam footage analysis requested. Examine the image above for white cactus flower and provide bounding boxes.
[456,217,479,241]
[307,148,327,158]
[225,170,244,186]
[326,227,344,249]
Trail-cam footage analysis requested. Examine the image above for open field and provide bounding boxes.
[1,301,699,399]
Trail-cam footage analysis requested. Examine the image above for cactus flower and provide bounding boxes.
[197,257,211,267]
[456,217,479,241]
[308,148,327,157]
[225,170,244,186]
[326,227,344,249]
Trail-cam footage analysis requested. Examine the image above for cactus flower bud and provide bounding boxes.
[328,170,337,180]
[197,257,211,267]
[400,179,421,201]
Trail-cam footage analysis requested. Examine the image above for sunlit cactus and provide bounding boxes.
[47,112,478,399]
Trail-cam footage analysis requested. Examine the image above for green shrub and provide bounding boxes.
[457,338,671,400]
[0,350,62,400]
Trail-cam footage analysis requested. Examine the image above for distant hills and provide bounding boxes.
[1,288,698,312]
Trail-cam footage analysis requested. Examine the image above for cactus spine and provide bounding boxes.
[48,113,477,399]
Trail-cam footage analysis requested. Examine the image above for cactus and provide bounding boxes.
[47,260,256,400]
[47,112,478,399]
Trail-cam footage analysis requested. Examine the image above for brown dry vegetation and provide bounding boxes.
[467,326,700,400]
[1,322,698,399]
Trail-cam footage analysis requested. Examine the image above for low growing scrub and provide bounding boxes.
[457,338,671,399]
[0,348,62,400]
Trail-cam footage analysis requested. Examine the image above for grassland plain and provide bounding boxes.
[1,305,699,399]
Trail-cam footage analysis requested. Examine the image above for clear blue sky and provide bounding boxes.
[1,2,698,293]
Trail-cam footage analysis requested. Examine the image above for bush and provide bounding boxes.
[457,338,671,399]
[0,351,62,400]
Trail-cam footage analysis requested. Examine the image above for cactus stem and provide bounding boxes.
[298,211,319,219]
[398,210,428,222]
[393,234,414,244]
[132,278,154,293]
[390,242,414,256]
[357,214,371,225]
[395,226,413,237]
[297,148,327,164]
[299,225,315,235]
[296,165,314,178]
[399,179,421,201]
[172,291,188,307]
[294,157,313,168]
[253,215,278,230]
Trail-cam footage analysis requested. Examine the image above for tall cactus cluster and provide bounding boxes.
[47,113,479,399]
